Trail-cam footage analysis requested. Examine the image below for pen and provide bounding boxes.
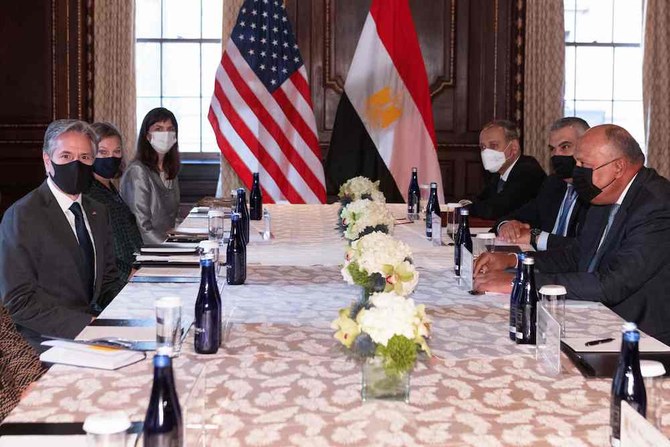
[585,337,615,347]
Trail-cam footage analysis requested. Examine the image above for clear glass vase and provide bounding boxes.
[361,357,411,403]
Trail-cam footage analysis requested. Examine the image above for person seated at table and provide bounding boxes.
[87,122,143,283]
[0,119,122,351]
[0,304,45,422]
[120,108,181,245]
[493,117,590,251]
[468,120,546,220]
[474,124,670,345]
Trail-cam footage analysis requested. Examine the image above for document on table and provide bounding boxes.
[135,254,201,263]
[39,341,146,370]
[133,266,200,277]
[0,436,87,446]
[563,335,670,353]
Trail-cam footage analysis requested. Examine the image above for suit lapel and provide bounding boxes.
[38,182,90,290]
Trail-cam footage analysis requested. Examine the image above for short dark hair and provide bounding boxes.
[603,125,645,165]
[550,117,590,133]
[91,121,123,146]
[481,119,520,142]
[136,107,181,180]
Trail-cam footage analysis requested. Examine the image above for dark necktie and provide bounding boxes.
[496,178,505,194]
[69,202,95,298]
[587,204,620,273]
[555,185,577,237]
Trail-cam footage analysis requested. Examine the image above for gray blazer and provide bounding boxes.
[120,161,180,244]
[0,181,122,350]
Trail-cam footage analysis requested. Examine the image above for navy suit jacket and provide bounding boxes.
[533,167,670,344]
[470,155,546,220]
[494,175,589,250]
[0,181,122,350]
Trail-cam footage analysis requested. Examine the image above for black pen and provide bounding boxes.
[585,337,615,347]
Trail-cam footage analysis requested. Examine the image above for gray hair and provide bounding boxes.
[481,119,521,143]
[550,117,590,133]
[603,124,645,165]
[42,119,98,157]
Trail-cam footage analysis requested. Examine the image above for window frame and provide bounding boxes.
[135,0,223,156]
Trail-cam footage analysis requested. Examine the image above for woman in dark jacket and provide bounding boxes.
[87,122,143,283]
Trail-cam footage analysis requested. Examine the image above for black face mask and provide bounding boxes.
[551,155,576,179]
[572,159,618,203]
[93,156,122,179]
[50,160,93,195]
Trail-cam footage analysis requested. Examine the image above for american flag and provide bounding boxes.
[208,0,326,204]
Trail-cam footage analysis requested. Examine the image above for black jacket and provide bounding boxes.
[470,155,546,220]
[0,181,122,351]
[533,167,670,345]
[493,175,589,250]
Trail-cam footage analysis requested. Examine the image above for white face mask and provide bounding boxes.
[480,142,511,173]
[149,131,177,154]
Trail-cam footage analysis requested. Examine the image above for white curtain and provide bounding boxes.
[93,0,137,163]
[523,0,565,171]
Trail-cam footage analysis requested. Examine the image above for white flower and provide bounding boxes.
[338,177,386,203]
[340,199,394,241]
[358,293,418,346]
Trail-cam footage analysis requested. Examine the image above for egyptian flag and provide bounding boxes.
[325,0,443,203]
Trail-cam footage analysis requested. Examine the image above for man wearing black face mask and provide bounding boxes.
[494,117,590,251]
[474,125,670,345]
[0,119,122,351]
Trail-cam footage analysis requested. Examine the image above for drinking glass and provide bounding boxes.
[539,285,567,337]
[641,360,667,431]
[445,203,461,242]
[207,209,225,243]
[155,296,183,357]
[83,411,130,447]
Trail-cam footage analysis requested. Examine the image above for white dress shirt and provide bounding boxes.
[46,177,97,278]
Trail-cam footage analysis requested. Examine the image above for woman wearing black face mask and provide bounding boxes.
[87,122,143,283]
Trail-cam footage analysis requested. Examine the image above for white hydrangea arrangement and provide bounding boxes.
[341,231,419,296]
[337,176,386,204]
[331,291,431,374]
[339,199,395,241]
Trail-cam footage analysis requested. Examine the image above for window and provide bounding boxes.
[135,0,223,153]
[564,0,644,148]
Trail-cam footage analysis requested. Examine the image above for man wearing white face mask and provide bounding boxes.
[469,120,546,220]
[120,108,181,244]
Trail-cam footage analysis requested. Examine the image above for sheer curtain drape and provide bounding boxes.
[215,0,245,198]
[643,0,670,178]
[93,0,137,163]
[523,0,565,171]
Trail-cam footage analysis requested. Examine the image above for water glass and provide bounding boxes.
[539,285,567,337]
[475,232,496,253]
[155,296,183,357]
[199,240,221,275]
[419,184,431,218]
[83,411,130,447]
[445,203,461,241]
[640,360,667,431]
[207,209,225,242]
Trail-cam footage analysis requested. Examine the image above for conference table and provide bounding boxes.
[4,204,663,446]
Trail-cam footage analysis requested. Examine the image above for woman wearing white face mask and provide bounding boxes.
[120,108,181,244]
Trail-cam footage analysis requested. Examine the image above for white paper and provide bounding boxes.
[39,341,146,370]
[562,335,670,353]
[171,227,208,235]
[78,325,155,342]
[621,401,670,447]
[135,255,201,263]
[140,247,198,254]
[133,267,201,278]
[459,247,473,291]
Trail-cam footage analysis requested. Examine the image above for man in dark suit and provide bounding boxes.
[494,117,590,251]
[474,125,670,344]
[469,120,546,220]
[0,120,122,351]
